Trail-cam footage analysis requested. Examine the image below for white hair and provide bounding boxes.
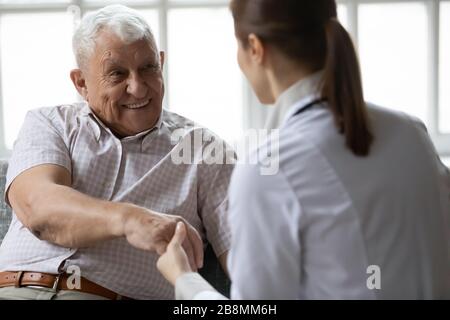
[73,4,157,68]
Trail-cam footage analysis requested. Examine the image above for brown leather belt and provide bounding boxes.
[0,271,133,300]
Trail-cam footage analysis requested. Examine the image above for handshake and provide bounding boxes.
[122,205,203,281]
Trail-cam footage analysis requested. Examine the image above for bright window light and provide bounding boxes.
[337,4,349,31]
[442,157,450,168]
[358,3,429,126]
[168,8,243,143]
[138,10,160,49]
[0,12,75,149]
[84,0,159,4]
[0,0,69,3]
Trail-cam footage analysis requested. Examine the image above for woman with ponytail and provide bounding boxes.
[157,0,450,299]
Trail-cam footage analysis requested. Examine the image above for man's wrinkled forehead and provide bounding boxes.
[92,30,159,65]
[99,47,158,68]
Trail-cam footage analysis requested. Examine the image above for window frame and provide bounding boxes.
[245,0,450,156]
[0,0,448,157]
[350,0,449,156]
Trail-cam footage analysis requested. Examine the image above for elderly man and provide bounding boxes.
[0,5,233,300]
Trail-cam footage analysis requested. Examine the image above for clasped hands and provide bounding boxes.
[122,206,196,283]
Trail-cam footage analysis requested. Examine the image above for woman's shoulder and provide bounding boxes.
[366,103,427,130]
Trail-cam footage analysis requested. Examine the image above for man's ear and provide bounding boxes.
[247,33,265,65]
[70,69,88,101]
[159,51,165,71]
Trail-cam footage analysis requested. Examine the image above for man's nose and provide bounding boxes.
[126,74,148,99]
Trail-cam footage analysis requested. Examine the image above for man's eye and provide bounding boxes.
[143,64,158,72]
[109,70,124,77]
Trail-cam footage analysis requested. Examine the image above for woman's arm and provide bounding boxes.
[157,222,228,300]
[227,164,302,300]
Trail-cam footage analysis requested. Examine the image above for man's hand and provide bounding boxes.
[122,206,204,271]
[156,221,193,286]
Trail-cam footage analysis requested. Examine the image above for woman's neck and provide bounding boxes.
[265,51,314,101]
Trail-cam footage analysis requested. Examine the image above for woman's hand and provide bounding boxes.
[157,221,194,286]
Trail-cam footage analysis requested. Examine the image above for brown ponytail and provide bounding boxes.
[323,19,373,156]
[230,0,374,156]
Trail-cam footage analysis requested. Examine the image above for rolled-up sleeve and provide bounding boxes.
[5,109,71,203]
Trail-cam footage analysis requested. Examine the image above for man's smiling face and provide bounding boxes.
[79,29,165,137]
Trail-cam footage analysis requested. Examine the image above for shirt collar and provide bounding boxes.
[264,70,324,129]
[81,102,164,146]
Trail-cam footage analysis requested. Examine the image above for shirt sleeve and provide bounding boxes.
[175,272,228,300]
[197,131,235,257]
[5,109,71,204]
[227,164,302,300]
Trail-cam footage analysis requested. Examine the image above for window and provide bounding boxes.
[167,8,243,142]
[0,0,70,3]
[358,2,429,122]
[0,12,75,149]
[0,0,449,157]
[337,3,349,30]
[339,0,450,157]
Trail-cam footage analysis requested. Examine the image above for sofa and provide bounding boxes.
[0,160,11,245]
[0,159,230,298]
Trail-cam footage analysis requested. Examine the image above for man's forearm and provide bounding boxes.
[14,183,129,248]
[8,164,204,265]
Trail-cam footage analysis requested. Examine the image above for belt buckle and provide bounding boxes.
[51,274,61,292]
